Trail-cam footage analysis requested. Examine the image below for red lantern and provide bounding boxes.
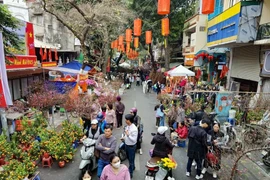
[158,0,170,15]
[121,44,125,52]
[161,17,169,36]
[205,53,209,57]
[134,37,139,48]
[118,35,124,46]
[126,29,132,42]
[201,52,205,57]
[134,18,142,36]
[126,42,130,53]
[114,40,118,49]
[145,31,152,44]
[202,0,215,14]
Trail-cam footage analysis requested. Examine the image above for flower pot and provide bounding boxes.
[58,161,65,168]
[43,152,50,158]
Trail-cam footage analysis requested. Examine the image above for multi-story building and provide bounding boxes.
[254,0,270,92]
[3,0,77,101]
[207,0,263,92]
[182,13,208,67]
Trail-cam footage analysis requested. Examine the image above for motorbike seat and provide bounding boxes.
[146,157,162,168]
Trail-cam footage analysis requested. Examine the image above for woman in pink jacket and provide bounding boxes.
[100,155,130,180]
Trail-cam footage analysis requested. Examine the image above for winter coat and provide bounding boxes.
[151,134,174,158]
[194,110,207,122]
[100,164,130,180]
[86,127,101,140]
[187,126,207,160]
[175,125,188,139]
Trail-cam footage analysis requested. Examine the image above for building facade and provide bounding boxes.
[207,0,263,92]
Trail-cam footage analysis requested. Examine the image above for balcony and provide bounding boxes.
[255,22,270,45]
[257,22,270,40]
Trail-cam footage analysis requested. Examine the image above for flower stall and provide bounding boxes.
[0,112,84,179]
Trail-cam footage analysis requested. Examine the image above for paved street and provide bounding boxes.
[38,83,270,180]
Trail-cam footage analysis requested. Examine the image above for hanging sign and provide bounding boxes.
[6,55,37,69]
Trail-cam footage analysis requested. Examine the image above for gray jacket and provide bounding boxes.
[95,134,117,161]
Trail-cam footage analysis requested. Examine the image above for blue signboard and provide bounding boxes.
[215,92,233,117]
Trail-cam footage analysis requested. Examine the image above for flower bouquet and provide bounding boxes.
[156,157,177,179]
[85,79,97,90]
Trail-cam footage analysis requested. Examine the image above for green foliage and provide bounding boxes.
[0,5,22,56]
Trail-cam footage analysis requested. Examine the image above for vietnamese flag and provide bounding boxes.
[48,48,52,60]
[39,47,43,58]
[42,47,47,61]
[26,22,35,55]
[54,48,58,60]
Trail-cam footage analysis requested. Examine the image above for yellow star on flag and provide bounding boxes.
[29,32,33,38]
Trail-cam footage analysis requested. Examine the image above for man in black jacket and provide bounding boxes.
[186,119,210,179]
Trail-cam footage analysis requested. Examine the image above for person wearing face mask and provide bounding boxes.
[79,169,92,180]
[100,155,130,180]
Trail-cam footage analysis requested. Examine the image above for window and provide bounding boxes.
[229,0,235,7]
[200,26,206,31]
[12,79,21,100]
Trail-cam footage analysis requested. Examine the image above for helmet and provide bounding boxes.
[96,112,104,121]
[130,107,137,113]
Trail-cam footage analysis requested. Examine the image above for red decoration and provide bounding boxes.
[48,49,52,60]
[134,19,142,36]
[111,42,114,49]
[126,42,130,53]
[196,69,202,79]
[54,49,58,61]
[118,35,124,46]
[158,0,171,15]
[202,0,215,14]
[126,29,132,42]
[42,47,47,61]
[145,31,152,44]
[39,48,43,58]
[161,17,170,36]
[26,22,35,55]
[220,66,229,79]
[134,37,139,48]
[0,80,7,108]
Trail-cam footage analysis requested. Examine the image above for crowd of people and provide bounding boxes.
[78,75,223,180]
[79,94,144,180]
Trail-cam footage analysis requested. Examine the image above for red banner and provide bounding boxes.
[6,55,37,69]
[0,79,7,108]
[42,61,57,67]
[26,22,35,56]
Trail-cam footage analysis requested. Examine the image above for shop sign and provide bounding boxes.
[42,62,57,67]
[184,55,194,66]
[6,55,37,69]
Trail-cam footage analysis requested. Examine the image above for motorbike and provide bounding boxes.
[79,138,98,172]
[145,133,173,180]
[117,135,127,161]
[262,138,270,167]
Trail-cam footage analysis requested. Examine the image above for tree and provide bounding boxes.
[0,5,22,60]
[37,0,134,72]
[130,0,196,69]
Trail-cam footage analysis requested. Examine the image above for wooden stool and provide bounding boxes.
[42,156,53,168]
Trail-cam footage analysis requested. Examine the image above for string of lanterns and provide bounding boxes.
[110,0,171,60]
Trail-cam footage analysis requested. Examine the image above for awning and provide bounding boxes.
[34,39,60,49]
[7,68,48,79]
[208,48,229,54]
[42,67,88,75]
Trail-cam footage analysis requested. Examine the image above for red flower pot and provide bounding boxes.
[58,161,65,168]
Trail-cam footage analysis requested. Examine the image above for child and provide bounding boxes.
[101,106,106,119]
[136,76,141,86]
[154,104,160,128]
